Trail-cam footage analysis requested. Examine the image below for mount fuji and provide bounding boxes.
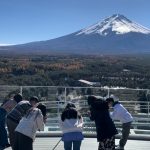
[1,14,150,54]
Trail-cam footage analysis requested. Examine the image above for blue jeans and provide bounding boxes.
[0,108,9,147]
[64,141,82,150]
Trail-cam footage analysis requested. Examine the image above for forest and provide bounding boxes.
[0,54,150,89]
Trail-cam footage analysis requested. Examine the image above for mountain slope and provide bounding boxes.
[1,14,150,54]
[77,14,150,35]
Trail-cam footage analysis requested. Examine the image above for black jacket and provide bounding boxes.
[89,98,118,141]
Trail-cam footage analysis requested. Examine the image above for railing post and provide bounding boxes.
[20,86,23,95]
[148,102,150,118]
[65,87,67,104]
[108,88,110,97]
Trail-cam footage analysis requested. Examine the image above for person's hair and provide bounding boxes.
[37,103,47,117]
[87,95,97,105]
[61,103,82,121]
[61,107,78,121]
[88,95,109,110]
[14,93,22,103]
[106,97,114,103]
[65,103,76,109]
[29,96,39,103]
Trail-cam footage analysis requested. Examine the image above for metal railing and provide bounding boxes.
[0,85,150,135]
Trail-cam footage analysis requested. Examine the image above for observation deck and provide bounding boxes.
[6,137,150,150]
[1,85,150,150]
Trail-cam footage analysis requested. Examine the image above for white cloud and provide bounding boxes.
[0,43,13,46]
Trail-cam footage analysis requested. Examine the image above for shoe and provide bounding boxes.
[115,145,124,150]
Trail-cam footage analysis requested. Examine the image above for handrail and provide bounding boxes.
[0,85,150,135]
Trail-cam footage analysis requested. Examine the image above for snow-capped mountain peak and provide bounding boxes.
[76,14,150,36]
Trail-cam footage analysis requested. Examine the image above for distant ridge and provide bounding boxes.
[1,14,150,54]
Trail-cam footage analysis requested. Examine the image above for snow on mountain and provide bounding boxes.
[76,14,150,36]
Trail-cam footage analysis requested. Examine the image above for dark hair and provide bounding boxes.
[88,95,109,110]
[14,93,22,103]
[37,103,47,117]
[106,98,114,103]
[87,95,97,105]
[61,107,78,121]
[61,103,82,121]
[65,103,76,109]
[29,96,39,103]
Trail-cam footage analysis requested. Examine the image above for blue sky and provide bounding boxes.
[0,0,150,45]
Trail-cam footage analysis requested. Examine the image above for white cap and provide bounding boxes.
[109,94,119,101]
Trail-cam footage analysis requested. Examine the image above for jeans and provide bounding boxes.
[64,141,82,150]
[0,108,9,147]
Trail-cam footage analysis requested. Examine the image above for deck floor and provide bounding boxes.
[6,137,150,150]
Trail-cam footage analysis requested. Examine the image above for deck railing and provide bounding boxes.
[0,85,150,135]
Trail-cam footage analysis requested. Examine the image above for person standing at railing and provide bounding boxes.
[0,93,22,150]
[106,97,133,150]
[60,103,84,150]
[13,105,45,150]
[6,96,39,150]
[87,96,118,150]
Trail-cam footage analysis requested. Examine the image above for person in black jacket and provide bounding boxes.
[87,96,118,150]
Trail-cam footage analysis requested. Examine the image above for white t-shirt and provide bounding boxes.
[15,108,44,140]
[60,118,83,134]
[110,103,133,123]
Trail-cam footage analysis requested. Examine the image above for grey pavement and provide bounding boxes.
[5,137,150,150]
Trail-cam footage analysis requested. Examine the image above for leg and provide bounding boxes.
[104,136,115,150]
[119,122,131,148]
[0,108,8,148]
[6,118,18,149]
[73,141,82,150]
[14,132,19,150]
[64,141,72,150]
[98,141,105,150]
[14,132,33,150]
[98,136,115,150]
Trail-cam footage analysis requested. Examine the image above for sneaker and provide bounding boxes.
[115,145,124,150]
